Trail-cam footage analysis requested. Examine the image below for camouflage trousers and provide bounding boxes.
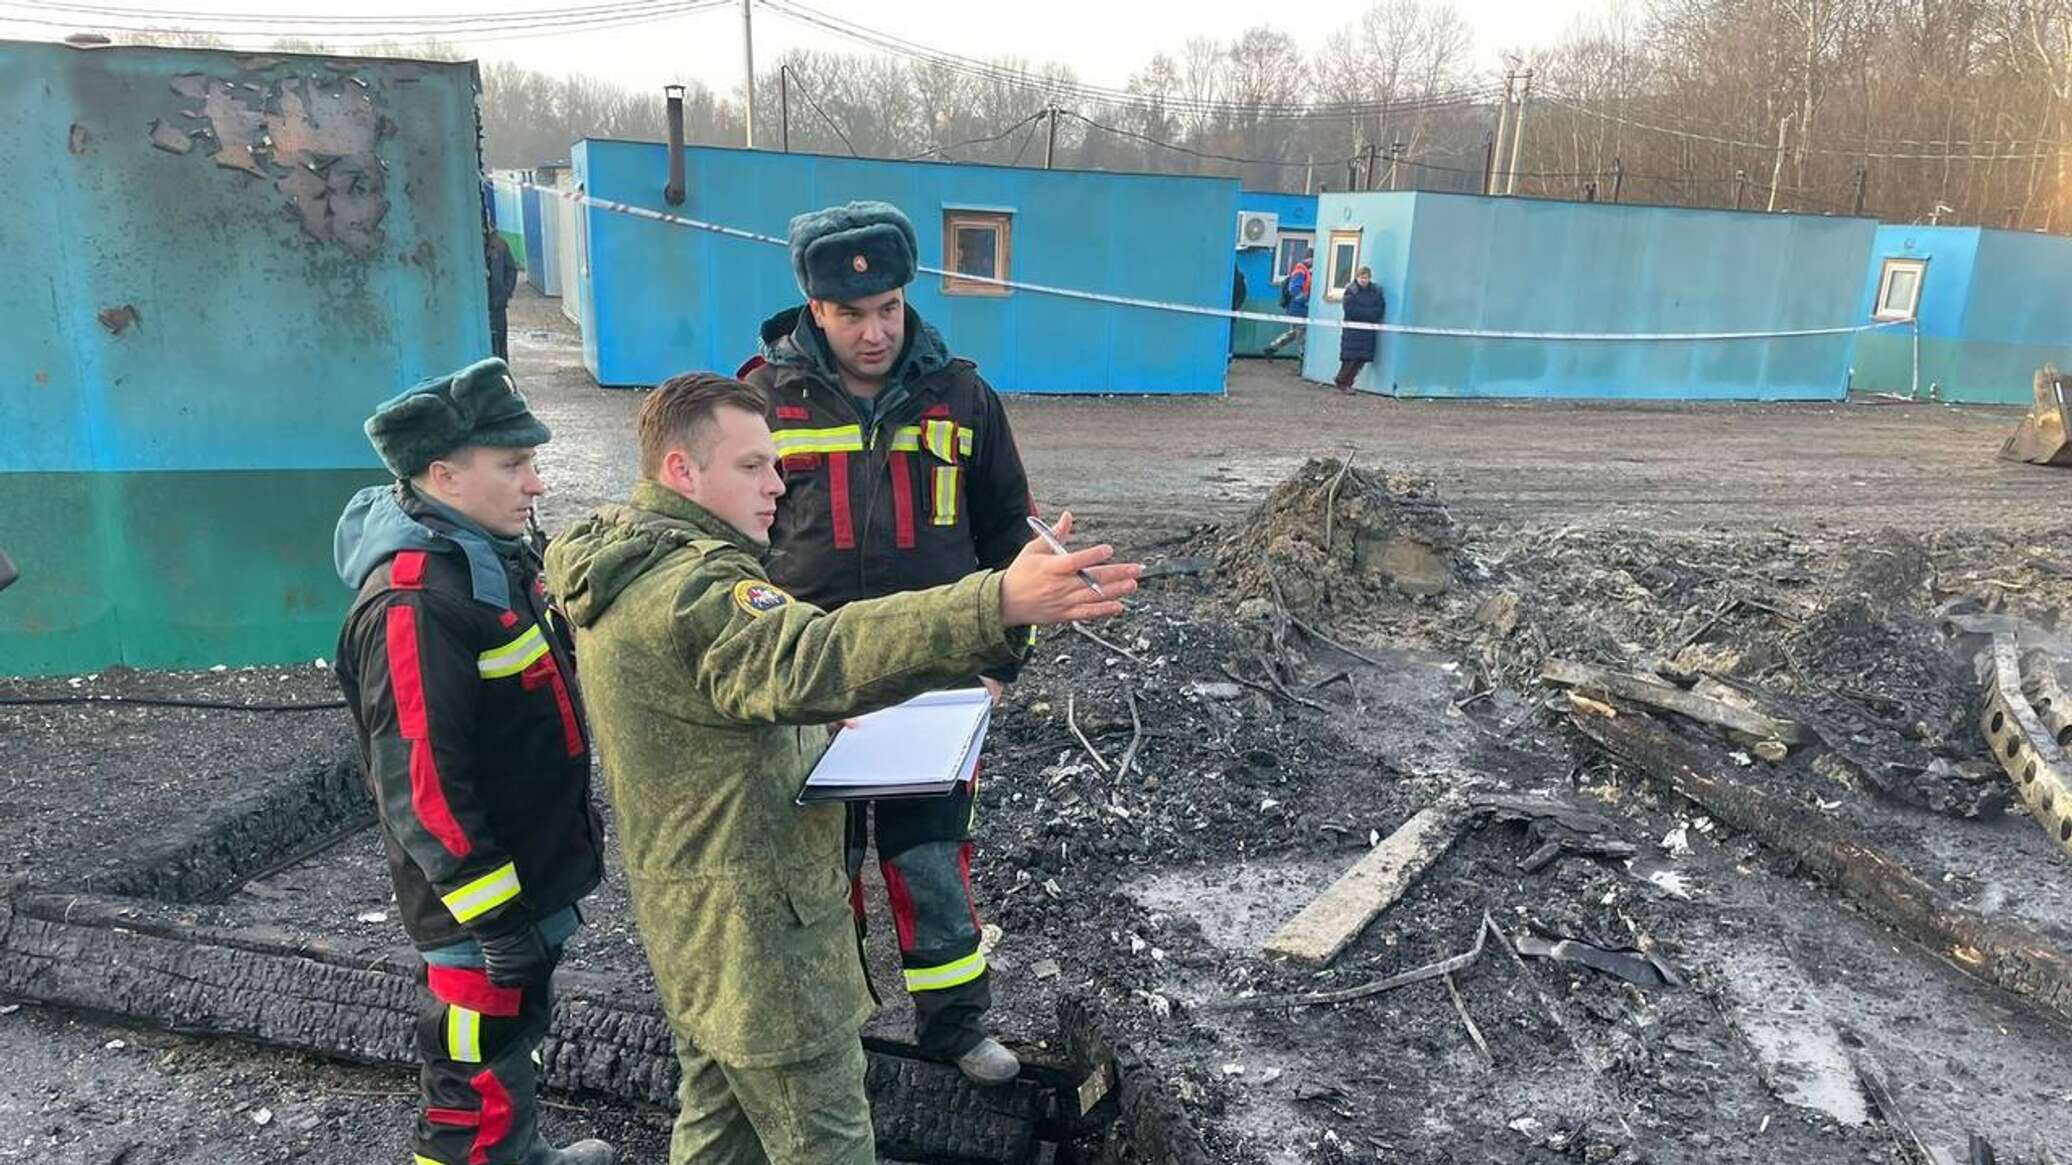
[668,1036,874,1165]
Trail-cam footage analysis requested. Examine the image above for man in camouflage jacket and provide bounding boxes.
[544,373,1136,1165]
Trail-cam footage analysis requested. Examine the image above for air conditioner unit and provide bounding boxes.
[1235,211,1278,249]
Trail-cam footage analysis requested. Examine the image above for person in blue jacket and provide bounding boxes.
[1263,259,1310,358]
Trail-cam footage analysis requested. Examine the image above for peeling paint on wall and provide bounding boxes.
[96,304,139,334]
[163,71,390,254]
[146,120,191,154]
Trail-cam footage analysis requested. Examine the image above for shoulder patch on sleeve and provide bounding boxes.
[732,579,794,616]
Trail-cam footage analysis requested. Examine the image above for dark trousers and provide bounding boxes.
[847,776,990,1058]
[490,306,510,361]
[1334,359,1367,390]
[413,952,559,1165]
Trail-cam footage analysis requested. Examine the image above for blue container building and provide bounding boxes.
[1232,191,1318,357]
[570,141,1238,393]
[1852,225,2072,404]
[1299,192,1877,400]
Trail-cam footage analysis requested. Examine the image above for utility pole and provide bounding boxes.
[1505,67,1533,195]
[779,64,790,152]
[1735,168,1748,210]
[1853,165,1867,216]
[1610,157,1623,202]
[1387,141,1405,190]
[1304,153,1315,195]
[1364,142,1379,191]
[1488,69,1515,195]
[1042,104,1057,169]
[1766,111,1794,212]
[741,0,757,148]
[1481,130,1497,196]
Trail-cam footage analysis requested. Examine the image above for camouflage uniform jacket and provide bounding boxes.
[543,480,1023,1067]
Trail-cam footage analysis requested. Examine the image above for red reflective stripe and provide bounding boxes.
[921,404,951,419]
[775,404,809,420]
[426,965,525,1017]
[386,605,471,860]
[889,452,916,549]
[958,840,982,936]
[522,655,585,758]
[468,1069,514,1165]
[425,1107,479,1128]
[827,451,855,551]
[391,550,427,590]
[880,859,919,953]
[498,609,519,630]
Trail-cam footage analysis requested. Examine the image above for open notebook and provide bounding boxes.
[796,688,992,804]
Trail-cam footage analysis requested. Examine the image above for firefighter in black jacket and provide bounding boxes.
[740,201,1034,1085]
[333,358,612,1165]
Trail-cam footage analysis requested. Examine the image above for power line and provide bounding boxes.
[9,0,697,27]
[759,0,1501,123]
[903,108,1047,162]
[1062,109,1358,170]
[783,64,857,156]
[1540,92,2072,162]
[0,0,732,41]
[1007,113,1043,167]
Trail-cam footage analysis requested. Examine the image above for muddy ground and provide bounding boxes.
[4,288,2070,1164]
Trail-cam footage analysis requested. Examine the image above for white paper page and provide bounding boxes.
[806,688,992,789]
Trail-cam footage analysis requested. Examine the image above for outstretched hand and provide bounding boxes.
[999,511,1140,626]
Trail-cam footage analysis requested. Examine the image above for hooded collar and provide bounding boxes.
[333,482,527,609]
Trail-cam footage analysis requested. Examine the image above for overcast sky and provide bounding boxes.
[1,0,1608,96]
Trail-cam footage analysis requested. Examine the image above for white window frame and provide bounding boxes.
[1274,231,1314,280]
[1323,229,1362,303]
[942,210,1013,297]
[1874,257,1926,321]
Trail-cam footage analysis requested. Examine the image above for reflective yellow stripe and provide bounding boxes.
[416,1156,454,1165]
[440,861,521,923]
[922,419,958,462]
[904,951,987,992]
[773,425,864,455]
[778,424,977,459]
[476,624,548,678]
[931,466,960,526]
[445,1005,482,1063]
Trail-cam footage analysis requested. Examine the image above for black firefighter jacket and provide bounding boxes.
[743,304,1035,679]
[334,485,604,951]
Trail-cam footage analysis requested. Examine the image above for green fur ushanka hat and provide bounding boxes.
[787,200,919,302]
[364,357,551,479]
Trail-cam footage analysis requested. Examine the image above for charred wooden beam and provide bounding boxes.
[1568,698,2072,1025]
[0,892,1044,1163]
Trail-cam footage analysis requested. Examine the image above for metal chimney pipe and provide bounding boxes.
[663,84,687,206]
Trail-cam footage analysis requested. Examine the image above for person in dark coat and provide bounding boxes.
[1335,266,1386,393]
[486,228,519,362]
